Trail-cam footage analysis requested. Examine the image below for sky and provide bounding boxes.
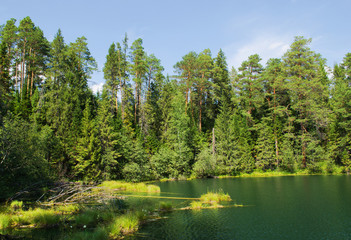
[1,0,350,92]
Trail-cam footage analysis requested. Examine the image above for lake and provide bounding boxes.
[132,176,351,240]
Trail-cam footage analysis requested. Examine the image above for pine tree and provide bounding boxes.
[96,89,120,180]
[195,49,213,132]
[282,36,329,168]
[74,99,102,180]
[130,38,147,126]
[329,54,351,170]
[235,54,264,122]
[212,49,231,114]
[214,102,254,175]
[174,51,198,118]
[103,42,119,115]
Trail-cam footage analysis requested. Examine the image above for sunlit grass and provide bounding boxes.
[190,201,203,210]
[99,181,160,193]
[188,190,232,210]
[13,208,61,227]
[109,212,140,238]
[199,190,231,204]
[10,200,23,211]
[55,204,81,214]
[0,213,13,230]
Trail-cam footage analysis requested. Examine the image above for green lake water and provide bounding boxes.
[132,176,351,240]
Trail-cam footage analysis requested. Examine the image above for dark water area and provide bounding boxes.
[133,176,351,240]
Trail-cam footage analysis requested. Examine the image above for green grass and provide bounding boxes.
[10,200,23,211]
[159,201,172,211]
[99,181,160,193]
[188,190,232,210]
[55,204,81,214]
[68,227,108,240]
[109,212,140,238]
[0,213,13,230]
[190,201,203,210]
[12,208,61,227]
[74,209,99,226]
[199,191,231,204]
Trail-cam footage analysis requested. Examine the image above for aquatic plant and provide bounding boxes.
[190,201,203,210]
[189,190,232,209]
[199,190,231,204]
[159,201,172,211]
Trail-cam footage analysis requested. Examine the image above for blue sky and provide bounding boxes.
[1,0,350,92]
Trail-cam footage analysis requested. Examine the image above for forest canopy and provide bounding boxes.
[1,17,351,198]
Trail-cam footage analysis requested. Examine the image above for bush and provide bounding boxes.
[193,148,216,178]
[123,162,142,182]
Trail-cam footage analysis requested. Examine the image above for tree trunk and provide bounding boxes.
[301,122,306,168]
[134,80,138,125]
[115,88,118,114]
[21,38,26,96]
[30,70,34,97]
[199,86,202,132]
[273,86,279,165]
[121,80,124,121]
[212,127,215,155]
[27,47,32,95]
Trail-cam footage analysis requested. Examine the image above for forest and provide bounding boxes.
[1,16,351,199]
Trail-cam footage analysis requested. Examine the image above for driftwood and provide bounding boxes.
[8,181,126,206]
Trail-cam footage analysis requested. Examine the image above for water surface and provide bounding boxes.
[134,176,351,240]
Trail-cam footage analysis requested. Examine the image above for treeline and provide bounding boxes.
[1,17,351,196]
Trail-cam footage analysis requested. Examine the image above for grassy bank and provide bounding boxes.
[0,181,164,240]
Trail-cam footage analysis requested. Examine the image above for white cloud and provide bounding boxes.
[90,82,104,94]
[224,34,292,69]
